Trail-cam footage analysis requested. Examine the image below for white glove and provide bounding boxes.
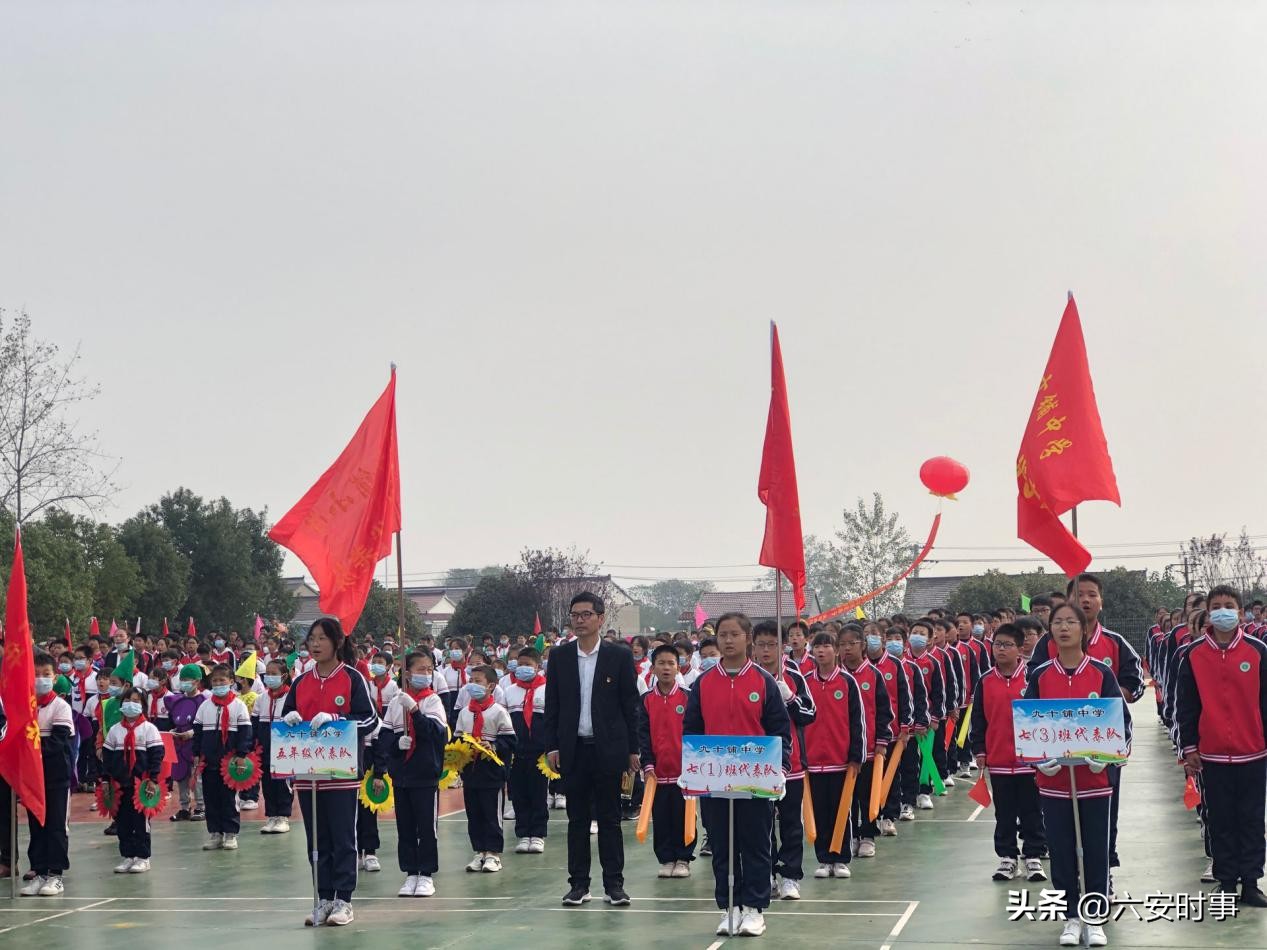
[1035,759,1062,777]
[398,735,413,750]
[398,692,418,713]
[282,711,303,727]
[1084,757,1107,774]
[310,712,334,731]
[777,680,794,703]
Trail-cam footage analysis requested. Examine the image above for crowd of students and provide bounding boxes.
[2,571,1262,944]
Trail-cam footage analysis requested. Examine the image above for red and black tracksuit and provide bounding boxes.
[969,666,1044,859]
[638,683,695,865]
[874,654,913,820]
[772,660,816,881]
[910,649,945,795]
[683,661,792,912]
[1175,629,1267,892]
[803,666,866,864]
[843,660,893,842]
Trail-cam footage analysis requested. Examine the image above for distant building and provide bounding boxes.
[693,589,822,626]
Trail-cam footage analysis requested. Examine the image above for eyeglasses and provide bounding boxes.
[569,611,598,621]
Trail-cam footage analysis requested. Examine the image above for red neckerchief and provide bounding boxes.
[452,661,468,687]
[211,691,237,744]
[37,690,58,709]
[403,686,434,760]
[75,669,91,704]
[123,714,148,774]
[148,687,168,719]
[518,674,545,730]
[467,692,495,739]
[265,684,289,719]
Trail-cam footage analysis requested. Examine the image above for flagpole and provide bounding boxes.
[1070,506,1079,539]
[775,569,783,662]
[395,532,405,640]
[9,795,15,899]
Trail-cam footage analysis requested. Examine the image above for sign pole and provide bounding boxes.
[727,797,736,935]
[310,781,321,926]
[10,793,16,899]
[1067,765,1088,925]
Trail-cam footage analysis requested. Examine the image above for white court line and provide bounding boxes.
[878,899,919,950]
[705,941,725,950]
[77,895,516,901]
[544,908,901,917]
[0,898,115,935]
[967,805,986,821]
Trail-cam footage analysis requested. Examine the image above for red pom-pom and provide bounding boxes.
[132,777,166,818]
[95,780,121,818]
[220,748,262,792]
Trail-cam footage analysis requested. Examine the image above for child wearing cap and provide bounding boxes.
[167,663,208,822]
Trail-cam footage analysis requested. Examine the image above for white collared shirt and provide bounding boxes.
[577,638,600,738]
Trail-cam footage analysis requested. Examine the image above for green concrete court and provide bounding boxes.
[1,720,1263,949]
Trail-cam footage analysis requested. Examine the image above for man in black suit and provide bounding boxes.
[544,592,640,907]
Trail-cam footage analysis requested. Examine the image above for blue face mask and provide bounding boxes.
[885,640,904,658]
[58,661,72,673]
[909,634,928,651]
[263,675,283,689]
[298,649,310,658]
[107,684,123,697]
[121,701,143,718]
[180,679,197,693]
[507,660,519,671]
[467,684,487,701]
[866,635,882,653]
[699,656,719,672]
[514,665,537,682]
[1210,608,1240,632]
[410,673,433,690]
[144,678,160,691]
[211,684,231,698]
[214,639,226,649]
[73,659,87,671]
[971,624,985,636]
[34,677,53,695]
[369,663,387,677]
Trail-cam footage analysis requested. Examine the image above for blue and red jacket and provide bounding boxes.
[777,659,816,780]
[1030,624,1144,702]
[910,650,945,723]
[875,654,913,732]
[281,662,379,790]
[1175,628,1267,764]
[682,661,792,773]
[842,660,894,760]
[802,666,865,772]
[968,665,1029,774]
[639,683,689,783]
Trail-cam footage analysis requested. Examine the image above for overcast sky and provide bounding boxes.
[2,1,1264,594]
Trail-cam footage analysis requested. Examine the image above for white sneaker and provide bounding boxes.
[832,863,851,878]
[466,853,486,872]
[20,875,45,896]
[944,775,956,788]
[958,765,973,778]
[362,854,381,872]
[413,875,435,897]
[399,875,419,896]
[1025,858,1047,882]
[553,793,567,809]
[916,794,934,810]
[671,860,690,878]
[128,859,150,874]
[737,907,766,936]
[899,804,916,821]
[716,907,740,935]
[858,839,876,858]
[1059,919,1084,946]
[814,863,831,878]
[241,798,259,810]
[304,899,333,926]
[259,817,276,834]
[221,834,239,851]
[326,899,354,926]
[878,818,897,836]
[115,857,137,873]
[778,877,800,900]
[993,857,1018,881]
[274,817,290,833]
[968,760,979,771]
[202,833,224,850]
[658,862,675,878]
[590,820,598,835]
[529,837,545,854]
[481,855,503,873]
[516,837,533,854]
[37,876,64,897]
[504,804,516,820]
[1201,859,1217,883]
[1086,923,1107,947]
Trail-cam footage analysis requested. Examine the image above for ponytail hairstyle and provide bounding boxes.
[307,616,357,665]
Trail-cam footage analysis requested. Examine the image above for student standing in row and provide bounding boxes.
[19,654,75,896]
[638,644,695,878]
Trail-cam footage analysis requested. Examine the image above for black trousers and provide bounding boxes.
[262,772,293,818]
[464,785,504,853]
[1107,765,1121,867]
[1041,795,1110,911]
[27,787,70,875]
[651,782,695,864]
[298,787,359,902]
[990,773,1045,859]
[808,772,851,864]
[564,742,624,892]
[357,802,380,854]
[771,777,804,880]
[850,760,879,840]
[509,750,549,838]
[394,785,439,875]
[0,778,11,865]
[932,722,950,782]
[202,763,240,835]
[701,797,774,910]
[902,736,922,801]
[116,788,152,859]
[1202,759,1267,889]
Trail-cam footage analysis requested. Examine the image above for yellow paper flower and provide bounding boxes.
[537,754,561,781]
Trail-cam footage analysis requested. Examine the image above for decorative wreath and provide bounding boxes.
[359,770,395,813]
[95,779,121,818]
[220,748,262,792]
[133,777,166,818]
[537,754,561,781]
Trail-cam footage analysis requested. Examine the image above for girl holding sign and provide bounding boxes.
[281,617,379,928]
[1023,603,1129,949]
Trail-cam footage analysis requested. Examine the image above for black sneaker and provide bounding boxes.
[169,809,191,823]
[190,808,206,822]
[604,888,631,906]
[1241,885,1267,908]
[103,822,118,836]
[700,836,712,857]
[561,888,591,906]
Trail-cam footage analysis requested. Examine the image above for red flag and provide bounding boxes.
[64,617,72,650]
[757,323,806,614]
[187,617,196,640]
[162,617,170,639]
[0,530,46,825]
[253,614,264,646]
[532,612,542,636]
[1016,295,1120,577]
[968,773,992,807]
[1183,776,1201,810]
[269,369,401,633]
[89,616,99,637]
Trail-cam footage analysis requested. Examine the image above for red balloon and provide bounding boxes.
[920,456,970,498]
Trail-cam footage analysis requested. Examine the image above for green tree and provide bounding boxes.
[352,580,426,641]
[1097,568,1185,621]
[443,566,504,588]
[448,571,543,639]
[948,570,1023,615]
[117,517,191,624]
[802,494,912,615]
[629,579,715,631]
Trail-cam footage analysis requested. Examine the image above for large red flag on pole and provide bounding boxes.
[1016,294,1121,577]
[757,322,806,614]
[269,368,401,633]
[0,530,46,825]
